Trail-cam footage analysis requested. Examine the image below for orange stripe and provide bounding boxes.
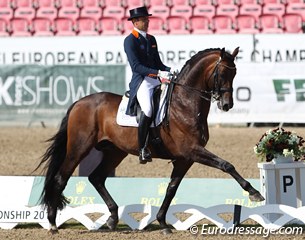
[148,73,157,77]
[131,29,139,38]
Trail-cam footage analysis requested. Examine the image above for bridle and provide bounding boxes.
[169,57,236,102]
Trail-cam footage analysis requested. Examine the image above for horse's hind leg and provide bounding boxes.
[47,137,95,233]
[157,160,193,234]
[195,148,265,202]
[88,145,127,231]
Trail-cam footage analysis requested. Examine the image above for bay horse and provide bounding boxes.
[37,47,264,234]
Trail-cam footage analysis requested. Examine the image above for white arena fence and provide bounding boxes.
[1,175,305,231]
[0,204,305,231]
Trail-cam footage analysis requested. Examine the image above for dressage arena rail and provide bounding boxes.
[0,204,305,231]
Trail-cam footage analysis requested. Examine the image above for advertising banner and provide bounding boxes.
[208,63,305,123]
[0,65,125,124]
[1,35,304,66]
[0,35,305,124]
[0,176,260,209]
[0,176,260,227]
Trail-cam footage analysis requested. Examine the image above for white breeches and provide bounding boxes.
[137,76,160,118]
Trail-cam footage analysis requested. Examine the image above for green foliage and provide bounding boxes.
[254,128,305,162]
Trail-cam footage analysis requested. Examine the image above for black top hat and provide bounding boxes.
[128,6,152,21]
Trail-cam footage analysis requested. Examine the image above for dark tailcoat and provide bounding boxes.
[124,29,170,116]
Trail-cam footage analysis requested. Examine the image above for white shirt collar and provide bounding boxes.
[134,27,147,39]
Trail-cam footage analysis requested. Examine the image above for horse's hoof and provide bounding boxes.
[161,228,172,235]
[48,229,59,235]
[106,217,118,230]
[249,192,265,202]
[48,224,59,235]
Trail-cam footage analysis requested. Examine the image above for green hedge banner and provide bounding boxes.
[0,65,125,124]
[28,177,261,208]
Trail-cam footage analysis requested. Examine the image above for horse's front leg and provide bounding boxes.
[194,147,265,202]
[89,168,119,230]
[157,160,193,234]
[88,147,127,230]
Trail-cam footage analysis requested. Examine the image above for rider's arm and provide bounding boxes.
[149,35,171,72]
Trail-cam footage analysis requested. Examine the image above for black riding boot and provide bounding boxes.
[138,111,152,164]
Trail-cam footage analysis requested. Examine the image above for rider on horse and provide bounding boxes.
[123,6,172,164]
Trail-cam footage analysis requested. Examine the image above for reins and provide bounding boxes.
[169,57,236,102]
[162,52,237,127]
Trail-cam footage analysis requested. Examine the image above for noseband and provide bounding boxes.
[210,57,236,101]
[171,57,236,102]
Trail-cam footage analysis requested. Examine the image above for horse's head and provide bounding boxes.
[208,47,239,112]
[173,47,239,113]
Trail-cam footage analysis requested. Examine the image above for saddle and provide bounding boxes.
[117,83,171,128]
[116,77,176,158]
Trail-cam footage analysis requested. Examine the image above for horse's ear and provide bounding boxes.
[232,47,239,59]
[221,48,225,59]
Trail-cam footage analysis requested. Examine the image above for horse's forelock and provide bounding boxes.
[223,52,235,62]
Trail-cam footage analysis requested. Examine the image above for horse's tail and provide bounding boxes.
[36,103,75,210]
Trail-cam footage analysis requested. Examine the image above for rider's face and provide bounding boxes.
[133,17,149,32]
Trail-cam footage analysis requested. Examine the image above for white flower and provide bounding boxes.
[292,135,299,144]
[283,149,293,157]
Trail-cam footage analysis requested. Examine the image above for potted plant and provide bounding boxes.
[254,127,305,163]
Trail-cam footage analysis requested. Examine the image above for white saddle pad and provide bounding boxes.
[116,84,169,127]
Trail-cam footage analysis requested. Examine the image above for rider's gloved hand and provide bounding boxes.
[170,69,179,75]
[158,70,172,79]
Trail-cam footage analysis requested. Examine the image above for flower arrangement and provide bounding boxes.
[254,127,305,162]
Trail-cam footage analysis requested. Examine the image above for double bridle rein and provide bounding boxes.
[170,57,236,102]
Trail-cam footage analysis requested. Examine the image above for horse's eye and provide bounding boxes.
[220,74,226,81]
